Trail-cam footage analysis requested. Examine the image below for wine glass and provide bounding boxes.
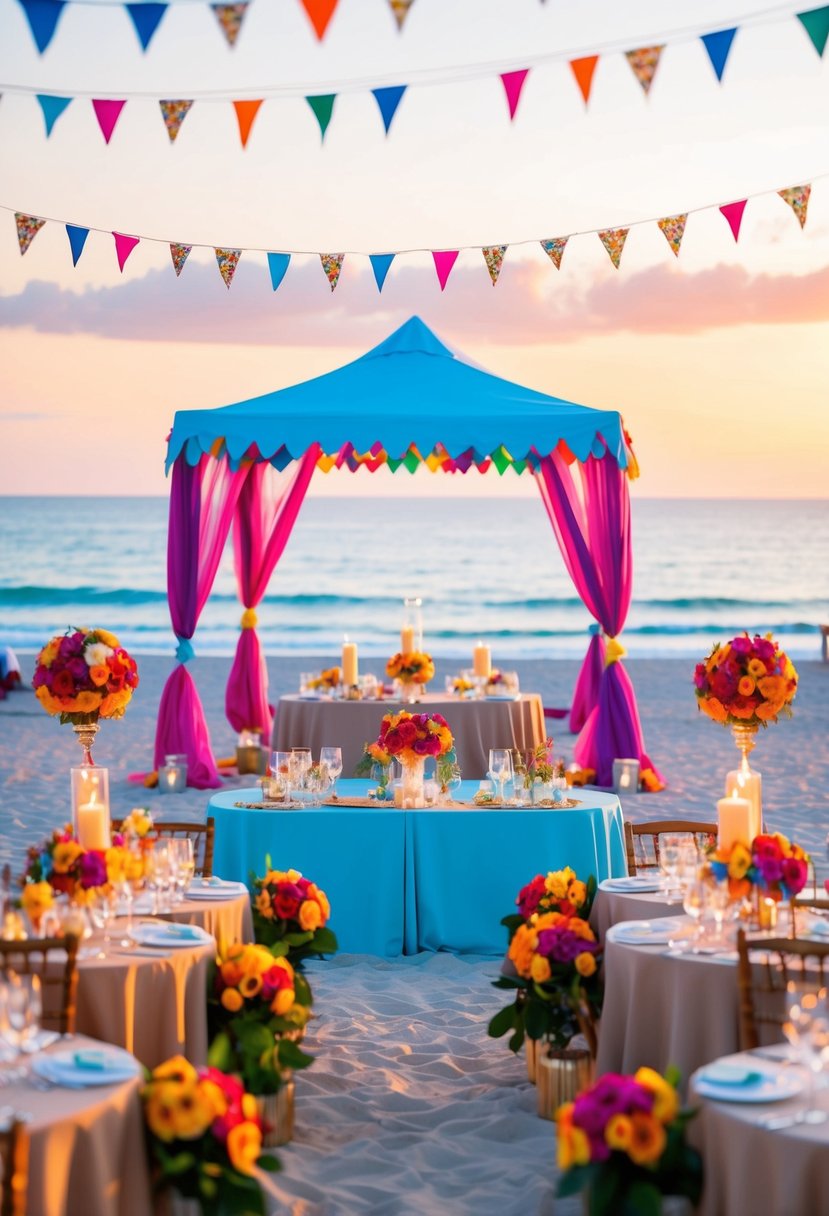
[3,974,41,1060]
[320,747,343,798]
[677,876,707,952]
[95,887,117,959]
[783,981,829,1125]
[705,877,731,945]
[659,834,684,902]
[170,838,195,901]
[488,749,513,805]
[289,748,312,792]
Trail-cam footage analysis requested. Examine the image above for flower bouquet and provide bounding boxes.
[22,824,109,902]
[308,666,340,691]
[708,833,810,928]
[386,650,435,699]
[509,868,597,928]
[142,1055,278,1216]
[556,1067,703,1216]
[694,633,797,729]
[250,867,338,966]
[377,710,453,807]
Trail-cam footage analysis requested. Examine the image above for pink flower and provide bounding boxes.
[781,857,808,896]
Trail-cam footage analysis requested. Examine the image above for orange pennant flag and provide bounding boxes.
[569,56,598,105]
[598,228,629,269]
[233,99,263,148]
[625,46,663,95]
[300,0,338,39]
[388,0,414,29]
[778,184,811,229]
[656,214,687,258]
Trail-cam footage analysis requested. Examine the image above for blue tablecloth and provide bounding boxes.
[210,781,627,956]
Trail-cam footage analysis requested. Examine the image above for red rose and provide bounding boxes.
[274,892,301,919]
[396,720,418,747]
[384,728,404,754]
[52,669,76,698]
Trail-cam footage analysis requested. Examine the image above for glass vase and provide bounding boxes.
[399,755,426,808]
[536,1047,594,1120]
[256,1080,295,1147]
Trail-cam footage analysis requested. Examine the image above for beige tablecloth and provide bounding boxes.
[137,891,253,945]
[689,1050,829,1216]
[590,887,681,940]
[10,1034,151,1216]
[273,692,546,779]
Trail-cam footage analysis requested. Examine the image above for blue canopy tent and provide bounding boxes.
[157,316,659,791]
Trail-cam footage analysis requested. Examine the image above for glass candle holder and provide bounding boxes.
[159,762,188,794]
[612,758,640,795]
[71,767,111,849]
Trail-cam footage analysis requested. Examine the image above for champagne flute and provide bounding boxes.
[320,747,343,799]
[659,834,684,902]
[289,748,312,793]
[172,838,195,900]
[95,887,117,959]
[488,749,513,806]
[783,981,829,1125]
[5,974,41,1059]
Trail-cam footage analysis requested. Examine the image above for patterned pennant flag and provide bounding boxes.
[372,86,407,134]
[233,99,263,148]
[125,3,167,50]
[66,224,89,267]
[212,3,248,46]
[36,94,71,137]
[500,69,529,121]
[369,253,395,291]
[598,228,629,269]
[720,200,747,242]
[113,232,140,273]
[306,94,336,139]
[170,243,192,276]
[215,248,241,287]
[388,0,414,29]
[700,29,737,81]
[540,237,568,269]
[15,212,45,256]
[300,0,338,39]
[778,184,811,229]
[625,46,664,95]
[267,252,291,291]
[569,56,598,105]
[320,253,344,290]
[92,99,126,144]
[432,250,459,291]
[159,100,193,143]
[482,246,506,285]
[656,213,688,257]
[797,6,829,56]
[18,0,66,53]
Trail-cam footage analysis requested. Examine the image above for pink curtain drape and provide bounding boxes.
[569,627,605,734]
[226,447,319,738]
[535,449,660,787]
[154,453,250,788]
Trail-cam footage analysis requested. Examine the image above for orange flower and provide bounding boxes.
[747,658,767,678]
[298,899,322,932]
[737,676,755,696]
[254,890,273,920]
[530,955,552,983]
[699,696,728,723]
[729,697,757,721]
[507,923,536,979]
[34,685,64,715]
[627,1112,667,1166]
[220,988,244,1013]
[634,1067,679,1122]
[89,665,110,687]
[270,987,295,1016]
[757,675,787,703]
[605,1113,633,1150]
[226,1121,262,1175]
[556,1105,591,1169]
[239,974,263,999]
[575,952,597,978]
[640,768,665,793]
[755,700,783,722]
[99,687,133,719]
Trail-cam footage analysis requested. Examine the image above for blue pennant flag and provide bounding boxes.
[18,0,65,52]
[369,254,395,292]
[371,85,407,134]
[700,28,737,81]
[266,252,291,292]
[125,3,167,50]
[66,224,89,267]
[36,94,71,136]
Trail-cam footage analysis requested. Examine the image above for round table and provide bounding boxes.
[272,692,546,779]
[135,886,253,945]
[589,884,680,940]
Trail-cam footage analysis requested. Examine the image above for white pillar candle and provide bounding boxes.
[71,767,111,849]
[725,768,762,842]
[400,625,416,655]
[717,791,752,851]
[342,639,359,686]
[473,641,492,679]
[76,802,110,850]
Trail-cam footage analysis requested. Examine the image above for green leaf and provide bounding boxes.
[507,1025,525,1053]
[624,1180,662,1216]
[524,997,551,1041]
[206,1030,233,1072]
[487,1005,517,1039]
[258,1154,282,1173]
[311,927,338,955]
[283,930,314,947]
[277,1039,314,1070]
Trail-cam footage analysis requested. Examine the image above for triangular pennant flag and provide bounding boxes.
[432,250,459,291]
[306,94,336,139]
[778,184,811,229]
[569,56,598,105]
[17,0,65,53]
[500,69,529,121]
[36,94,71,136]
[540,237,568,269]
[300,0,338,39]
[215,248,241,288]
[700,28,737,81]
[159,99,193,143]
[125,2,167,50]
[212,3,248,46]
[320,253,344,290]
[656,213,688,257]
[92,99,126,144]
[369,253,395,291]
[113,232,139,273]
[66,224,89,266]
[797,5,829,56]
[598,228,629,269]
[267,252,291,291]
[625,46,664,95]
[388,0,414,30]
[15,213,45,255]
[170,243,192,276]
[482,246,506,285]
[720,200,747,242]
[233,99,263,148]
[372,85,407,134]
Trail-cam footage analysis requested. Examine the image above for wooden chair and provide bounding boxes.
[0,1115,29,1216]
[0,935,79,1036]
[736,928,829,1050]
[624,819,717,874]
[112,817,215,877]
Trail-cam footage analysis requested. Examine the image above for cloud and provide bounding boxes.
[1,256,828,346]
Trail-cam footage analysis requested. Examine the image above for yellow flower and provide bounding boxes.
[626,1112,667,1166]
[199,1077,229,1120]
[634,1068,679,1123]
[21,882,53,919]
[105,846,129,884]
[556,1111,591,1169]
[168,1082,216,1140]
[38,638,61,666]
[144,1083,181,1142]
[239,974,263,999]
[93,629,120,648]
[271,987,295,1016]
[299,899,322,932]
[747,658,767,678]
[221,988,244,1013]
[72,690,103,714]
[226,1121,262,1175]
[52,840,84,874]
[99,687,132,719]
[699,696,728,724]
[254,889,273,919]
[757,675,787,703]
[545,868,574,900]
[566,880,587,908]
[575,952,597,978]
[306,883,330,921]
[737,676,755,696]
[605,1113,633,1150]
[726,842,753,880]
[530,955,552,983]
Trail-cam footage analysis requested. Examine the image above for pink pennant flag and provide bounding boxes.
[598,228,629,269]
[320,253,344,290]
[432,250,459,291]
[92,99,126,144]
[625,46,663,95]
[778,184,811,229]
[482,246,506,285]
[500,69,529,121]
[113,232,140,272]
[215,248,241,287]
[159,100,193,144]
[540,237,568,269]
[14,212,46,255]
[719,200,747,242]
[656,213,688,258]
[388,0,414,29]
[170,243,192,276]
[212,3,248,46]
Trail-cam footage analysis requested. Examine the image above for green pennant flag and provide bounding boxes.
[306,94,336,139]
[403,448,420,473]
[490,445,512,475]
[797,5,829,56]
[386,456,404,474]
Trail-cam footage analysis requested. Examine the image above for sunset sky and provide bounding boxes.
[1,0,827,498]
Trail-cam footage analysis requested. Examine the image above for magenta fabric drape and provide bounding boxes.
[569,629,605,734]
[154,453,250,788]
[535,450,660,787]
[226,447,319,737]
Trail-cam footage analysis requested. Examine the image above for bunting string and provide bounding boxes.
[4,177,820,291]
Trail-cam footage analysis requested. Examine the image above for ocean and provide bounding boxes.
[0,496,826,661]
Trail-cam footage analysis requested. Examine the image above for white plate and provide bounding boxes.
[185,887,245,902]
[32,1048,140,1088]
[484,694,520,701]
[600,877,663,894]
[612,917,686,945]
[695,1068,803,1104]
[129,921,213,949]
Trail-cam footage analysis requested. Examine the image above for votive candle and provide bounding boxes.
[725,768,762,842]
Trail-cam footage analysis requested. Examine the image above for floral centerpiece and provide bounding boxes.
[32,627,139,761]
[308,666,340,691]
[142,1055,278,1216]
[386,650,435,701]
[115,807,154,841]
[556,1067,703,1216]
[377,710,453,807]
[709,832,810,906]
[22,824,108,903]
[694,633,797,732]
[355,741,394,798]
[250,867,338,966]
[514,740,559,790]
[510,867,597,925]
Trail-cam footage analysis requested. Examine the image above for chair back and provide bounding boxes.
[736,928,829,1050]
[624,819,717,875]
[0,1115,28,1216]
[111,817,215,877]
[0,935,79,1035]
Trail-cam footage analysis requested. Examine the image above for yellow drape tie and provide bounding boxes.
[240,608,258,630]
[604,637,627,666]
